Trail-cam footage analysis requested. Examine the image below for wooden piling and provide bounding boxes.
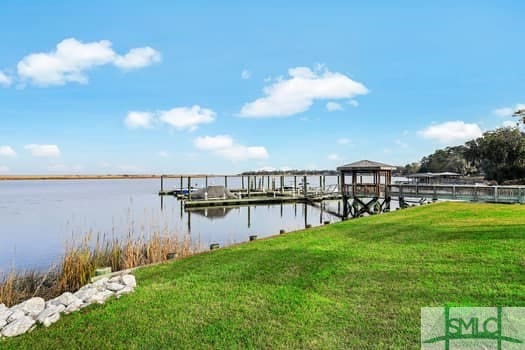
[188,176,192,200]
[303,175,307,196]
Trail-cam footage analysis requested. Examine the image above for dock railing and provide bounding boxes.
[390,184,525,203]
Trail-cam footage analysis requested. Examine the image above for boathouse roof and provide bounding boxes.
[336,160,397,172]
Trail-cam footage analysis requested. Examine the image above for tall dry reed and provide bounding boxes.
[0,230,197,307]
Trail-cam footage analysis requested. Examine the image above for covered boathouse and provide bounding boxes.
[337,160,397,218]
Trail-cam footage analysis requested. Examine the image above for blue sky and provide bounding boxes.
[0,1,524,174]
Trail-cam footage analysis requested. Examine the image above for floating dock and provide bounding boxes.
[184,196,302,208]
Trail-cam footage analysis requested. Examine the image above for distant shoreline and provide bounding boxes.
[0,174,221,181]
[0,175,161,181]
[0,173,346,181]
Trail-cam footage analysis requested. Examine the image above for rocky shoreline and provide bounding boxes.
[0,272,136,338]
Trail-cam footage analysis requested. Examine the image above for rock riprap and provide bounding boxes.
[0,272,136,338]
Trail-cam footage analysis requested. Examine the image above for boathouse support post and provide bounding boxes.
[188,176,192,200]
[205,176,208,189]
[160,175,164,192]
[241,176,245,190]
[280,176,284,193]
[248,177,251,197]
[224,176,228,189]
[303,175,307,196]
[341,173,348,218]
[267,176,270,191]
[180,176,183,192]
[294,176,297,197]
[254,175,257,191]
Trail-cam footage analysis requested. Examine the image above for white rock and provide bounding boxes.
[36,304,65,324]
[1,316,35,337]
[64,299,84,314]
[115,286,134,298]
[50,292,81,307]
[42,312,60,328]
[109,275,122,283]
[92,277,109,289]
[7,310,25,322]
[88,290,114,304]
[105,282,125,292]
[122,275,136,288]
[12,297,45,318]
[0,318,7,330]
[74,287,98,302]
[0,307,13,324]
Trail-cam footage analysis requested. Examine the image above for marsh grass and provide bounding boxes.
[0,229,197,307]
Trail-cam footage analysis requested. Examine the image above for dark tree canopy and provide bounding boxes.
[401,126,525,184]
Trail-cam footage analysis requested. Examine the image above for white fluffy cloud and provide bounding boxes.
[0,71,12,87]
[0,145,16,157]
[124,105,216,131]
[239,66,368,118]
[241,69,251,80]
[418,121,482,144]
[0,166,9,173]
[24,144,61,157]
[114,47,161,70]
[337,138,350,145]
[159,105,216,131]
[493,104,525,117]
[125,111,155,129]
[194,135,269,161]
[326,101,343,111]
[17,38,160,86]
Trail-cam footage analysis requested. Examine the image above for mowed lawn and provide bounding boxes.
[2,202,524,349]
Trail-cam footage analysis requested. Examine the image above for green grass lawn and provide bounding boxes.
[2,202,524,349]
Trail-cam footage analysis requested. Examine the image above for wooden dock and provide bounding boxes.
[184,196,301,208]
[390,184,525,204]
[157,174,525,211]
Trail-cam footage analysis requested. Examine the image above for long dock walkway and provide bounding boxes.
[390,184,525,204]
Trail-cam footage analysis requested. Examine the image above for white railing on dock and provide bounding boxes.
[389,184,525,204]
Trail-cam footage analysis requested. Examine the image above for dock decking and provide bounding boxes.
[184,196,301,208]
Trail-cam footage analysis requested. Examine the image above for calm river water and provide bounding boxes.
[0,177,349,273]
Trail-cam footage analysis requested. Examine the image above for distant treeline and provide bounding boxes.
[398,126,525,184]
[240,170,338,176]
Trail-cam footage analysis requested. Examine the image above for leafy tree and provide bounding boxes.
[463,127,525,183]
[419,146,474,174]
